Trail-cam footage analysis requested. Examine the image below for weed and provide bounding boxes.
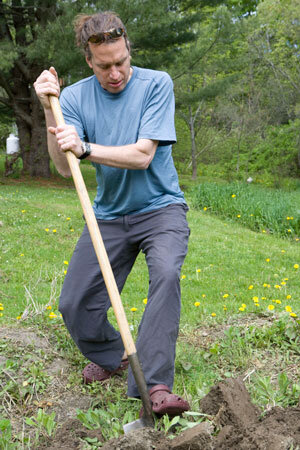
[0,419,15,450]
[250,373,300,411]
[25,408,56,446]
[191,181,300,238]
[76,406,129,440]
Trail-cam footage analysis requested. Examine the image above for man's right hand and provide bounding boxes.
[33,67,60,110]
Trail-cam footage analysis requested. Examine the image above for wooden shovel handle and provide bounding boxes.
[49,95,136,356]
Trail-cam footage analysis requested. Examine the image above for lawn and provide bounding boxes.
[0,161,299,448]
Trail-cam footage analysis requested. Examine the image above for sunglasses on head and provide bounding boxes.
[87,27,126,45]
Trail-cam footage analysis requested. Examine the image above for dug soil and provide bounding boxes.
[42,377,300,449]
[1,326,300,449]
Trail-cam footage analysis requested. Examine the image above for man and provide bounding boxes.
[34,11,190,416]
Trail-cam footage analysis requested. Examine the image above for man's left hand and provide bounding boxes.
[48,124,83,158]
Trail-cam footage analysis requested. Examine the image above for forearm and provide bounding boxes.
[44,109,72,178]
[86,139,158,170]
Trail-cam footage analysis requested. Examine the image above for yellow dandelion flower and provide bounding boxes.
[286,217,290,220]
[70,228,74,232]
[66,217,71,221]
[281,250,286,253]
[203,207,207,211]
[265,258,270,262]
[239,307,245,312]
[223,294,229,298]
[248,285,254,290]
[281,281,286,286]
[253,296,259,301]
[196,269,201,273]
[45,228,49,232]
[16,315,22,320]
[263,283,268,287]
[63,261,69,265]
[261,297,266,300]
[268,305,275,311]
[284,278,288,281]
[255,303,260,307]
[0,306,3,311]
[211,312,216,317]
[20,253,24,257]
[143,298,148,305]
[290,312,297,318]
[131,307,137,312]
[274,285,281,289]
[285,306,292,313]
[296,238,299,241]
[262,230,266,233]
[237,214,241,218]
[242,303,246,308]
[52,229,57,233]
[64,270,67,275]
[286,295,291,300]
[223,306,227,311]
[288,229,292,233]
[21,209,26,213]
[202,294,206,298]
[181,275,186,280]
[46,305,52,310]
[290,217,294,220]
[0,313,3,317]
[294,264,299,269]
[49,312,57,319]
[231,194,236,198]
[275,300,281,304]
[194,302,200,307]
[0,303,2,306]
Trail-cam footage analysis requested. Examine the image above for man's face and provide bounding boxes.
[86,38,131,93]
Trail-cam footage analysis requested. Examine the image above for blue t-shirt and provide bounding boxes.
[60,66,185,219]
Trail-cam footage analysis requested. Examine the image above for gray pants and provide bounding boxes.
[59,203,190,397]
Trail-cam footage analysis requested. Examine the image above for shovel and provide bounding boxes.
[49,95,154,432]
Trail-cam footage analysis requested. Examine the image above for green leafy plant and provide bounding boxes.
[76,407,124,440]
[0,419,15,450]
[252,373,300,410]
[25,408,56,445]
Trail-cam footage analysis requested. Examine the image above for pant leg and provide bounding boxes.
[127,204,190,397]
[59,219,139,371]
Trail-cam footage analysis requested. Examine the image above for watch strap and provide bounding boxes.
[79,141,91,160]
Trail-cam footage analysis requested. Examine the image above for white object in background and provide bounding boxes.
[6,133,20,155]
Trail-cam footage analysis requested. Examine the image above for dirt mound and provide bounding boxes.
[93,378,300,450]
[2,326,299,449]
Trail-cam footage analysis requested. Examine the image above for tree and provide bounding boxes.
[173,5,235,178]
[0,0,79,176]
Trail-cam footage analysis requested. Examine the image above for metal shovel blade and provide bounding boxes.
[123,353,154,433]
[123,415,154,433]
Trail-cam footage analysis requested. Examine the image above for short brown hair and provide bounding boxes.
[74,11,130,59]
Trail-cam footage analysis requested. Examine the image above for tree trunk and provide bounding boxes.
[11,68,50,177]
[189,106,197,179]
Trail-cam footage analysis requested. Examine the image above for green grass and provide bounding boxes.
[191,181,300,238]
[1,163,300,447]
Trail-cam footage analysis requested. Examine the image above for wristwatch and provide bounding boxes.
[79,141,91,160]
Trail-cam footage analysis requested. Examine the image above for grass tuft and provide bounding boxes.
[191,181,300,238]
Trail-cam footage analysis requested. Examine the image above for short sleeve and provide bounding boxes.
[138,73,176,146]
[59,88,86,141]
